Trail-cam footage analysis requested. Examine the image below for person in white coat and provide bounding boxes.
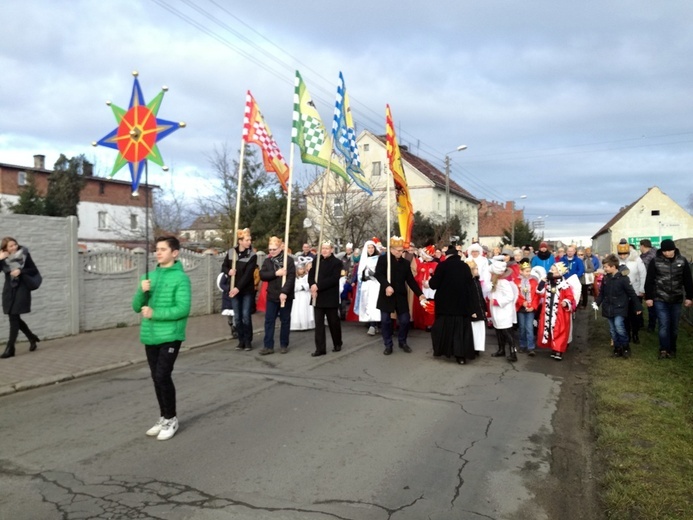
[354,240,382,335]
[466,243,491,298]
[616,239,647,343]
[489,259,518,362]
[290,256,315,331]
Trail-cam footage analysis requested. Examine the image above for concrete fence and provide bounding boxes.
[0,214,225,342]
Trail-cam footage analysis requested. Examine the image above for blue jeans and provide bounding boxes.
[517,312,535,350]
[606,315,629,347]
[381,311,411,348]
[264,299,293,350]
[653,301,682,354]
[231,293,254,345]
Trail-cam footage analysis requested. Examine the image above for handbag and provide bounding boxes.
[24,270,43,291]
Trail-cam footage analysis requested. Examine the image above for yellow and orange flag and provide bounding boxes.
[385,104,414,243]
[243,91,290,192]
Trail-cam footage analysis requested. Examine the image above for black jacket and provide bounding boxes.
[374,253,422,314]
[221,247,257,296]
[260,253,296,303]
[596,270,642,318]
[307,254,342,308]
[2,249,38,315]
[644,248,693,304]
[428,254,475,317]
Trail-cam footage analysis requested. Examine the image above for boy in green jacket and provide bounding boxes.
[132,236,191,441]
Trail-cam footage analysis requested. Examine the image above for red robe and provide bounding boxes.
[536,278,575,352]
[412,258,437,330]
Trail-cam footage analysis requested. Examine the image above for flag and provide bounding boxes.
[385,104,414,243]
[243,91,290,192]
[332,72,372,195]
[291,71,349,182]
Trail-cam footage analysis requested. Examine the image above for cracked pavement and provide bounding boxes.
[0,323,570,519]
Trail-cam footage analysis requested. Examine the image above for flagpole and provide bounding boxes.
[144,160,151,305]
[280,144,296,308]
[230,138,247,291]
[386,162,391,283]
[314,141,333,287]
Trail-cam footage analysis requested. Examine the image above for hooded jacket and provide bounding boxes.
[132,261,191,345]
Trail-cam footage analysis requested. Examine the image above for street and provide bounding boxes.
[0,317,594,520]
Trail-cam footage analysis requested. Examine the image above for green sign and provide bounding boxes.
[628,236,672,249]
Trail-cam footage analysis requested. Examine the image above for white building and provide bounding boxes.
[591,186,693,254]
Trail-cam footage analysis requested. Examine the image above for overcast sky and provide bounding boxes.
[1,0,692,243]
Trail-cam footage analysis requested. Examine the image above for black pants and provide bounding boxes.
[7,314,36,347]
[145,341,181,419]
[314,307,342,354]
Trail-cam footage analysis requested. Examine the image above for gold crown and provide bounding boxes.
[390,236,404,248]
[268,236,282,247]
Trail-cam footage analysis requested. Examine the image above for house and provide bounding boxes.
[304,130,480,245]
[180,214,227,246]
[591,186,693,254]
[477,199,525,250]
[0,154,156,249]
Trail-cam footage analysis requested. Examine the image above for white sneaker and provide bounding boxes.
[146,417,165,437]
[156,417,179,441]
[367,326,376,336]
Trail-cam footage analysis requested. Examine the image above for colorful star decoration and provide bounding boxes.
[93,72,185,195]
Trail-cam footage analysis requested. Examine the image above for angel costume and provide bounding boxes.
[290,257,315,331]
[354,241,381,323]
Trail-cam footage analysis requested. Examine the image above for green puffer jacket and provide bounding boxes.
[132,261,191,345]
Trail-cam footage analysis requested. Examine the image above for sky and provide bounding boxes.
[1,0,692,244]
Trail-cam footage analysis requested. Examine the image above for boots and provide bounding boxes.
[612,345,623,357]
[622,343,631,358]
[631,330,640,344]
[29,335,40,352]
[491,346,506,357]
[1,343,15,359]
[507,345,518,362]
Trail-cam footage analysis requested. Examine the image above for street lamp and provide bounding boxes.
[445,145,468,221]
[510,195,527,247]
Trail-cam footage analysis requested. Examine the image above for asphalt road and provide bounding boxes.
[0,322,567,520]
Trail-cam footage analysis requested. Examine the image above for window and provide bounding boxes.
[98,211,109,230]
[99,182,105,195]
[651,210,660,216]
[333,197,344,219]
[363,143,370,152]
[130,213,139,230]
[372,161,381,176]
[17,171,27,186]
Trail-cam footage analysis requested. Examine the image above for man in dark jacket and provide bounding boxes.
[639,238,657,332]
[308,240,342,356]
[596,254,642,358]
[259,236,296,355]
[374,236,426,355]
[222,228,257,351]
[644,239,693,359]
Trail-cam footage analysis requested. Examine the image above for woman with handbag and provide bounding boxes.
[0,237,40,359]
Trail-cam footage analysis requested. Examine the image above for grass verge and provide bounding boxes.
[588,313,693,519]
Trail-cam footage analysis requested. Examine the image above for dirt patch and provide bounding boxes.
[533,309,604,520]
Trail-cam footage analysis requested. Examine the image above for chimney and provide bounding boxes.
[33,154,46,170]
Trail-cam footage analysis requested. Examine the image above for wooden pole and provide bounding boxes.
[230,139,247,291]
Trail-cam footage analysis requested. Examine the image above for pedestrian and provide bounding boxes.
[259,236,296,355]
[488,258,519,362]
[515,259,539,356]
[428,241,476,364]
[616,239,646,344]
[374,236,426,355]
[560,245,585,281]
[638,239,657,332]
[301,243,316,262]
[465,259,489,354]
[0,237,41,359]
[466,243,491,298]
[290,256,315,331]
[596,254,643,358]
[536,262,576,360]
[308,240,343,356]
[355,239,382,335]
[581,246,600,308]
[221,228,257,351]
[644,239,693,359]
[554,246,565,263]
[133,236,191,441]
[531,241,555,273]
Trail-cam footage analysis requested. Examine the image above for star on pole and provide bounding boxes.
[92,71,185,195]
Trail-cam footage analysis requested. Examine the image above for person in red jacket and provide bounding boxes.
[514,259,539,356]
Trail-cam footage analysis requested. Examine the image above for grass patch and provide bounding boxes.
[589,314,693,519]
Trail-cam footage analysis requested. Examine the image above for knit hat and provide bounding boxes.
[660,239,676,251]
[616,238,630,254]
[539,241,549,249]
[501,247,513,256]
[490,259,511,277]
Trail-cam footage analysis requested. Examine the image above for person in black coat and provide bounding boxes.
[596,254,642,358]
[374,236,425,355]
[428,245,476,364]
[308,241,342,356]
[259,236,296,355]
[1,237,40,359]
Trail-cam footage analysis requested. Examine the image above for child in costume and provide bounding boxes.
[536,262,576,360]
